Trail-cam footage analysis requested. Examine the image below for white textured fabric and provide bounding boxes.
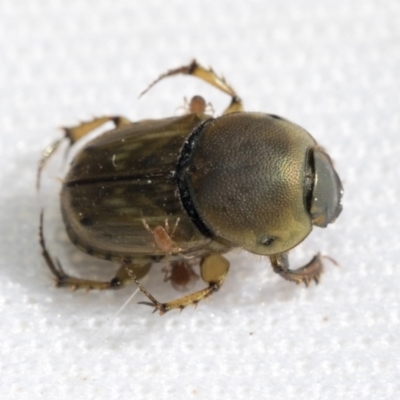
[1,1,399,399]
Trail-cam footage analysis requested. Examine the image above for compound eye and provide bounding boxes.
[308,149,343,227]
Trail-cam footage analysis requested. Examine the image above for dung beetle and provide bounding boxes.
[38,60,343,315]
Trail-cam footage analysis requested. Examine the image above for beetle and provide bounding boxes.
[38,60,343,315]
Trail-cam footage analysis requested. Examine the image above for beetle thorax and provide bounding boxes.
[179,112,318,255]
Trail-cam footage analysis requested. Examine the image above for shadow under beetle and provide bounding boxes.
[39,60,343,315]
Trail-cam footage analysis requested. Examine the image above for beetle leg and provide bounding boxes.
[269,253,323,286]
[129,254,229,315]
[39,211,151,290]
[39,211,111,290]
[63,115,132,144]
[37,116,132,189]
[104,262,151,288]
[139,59,243,114]
[37,136,66,190]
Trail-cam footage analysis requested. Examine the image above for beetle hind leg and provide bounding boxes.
[139,59,243,114]
[39,211,151,290]
[40,211,111,290]
[269,253,323,286]
[128,254,230,315]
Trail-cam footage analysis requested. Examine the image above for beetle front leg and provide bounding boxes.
[128,254,230,315]
[140,59,243,114]
[37,115,132,189]
[269,253,323,286]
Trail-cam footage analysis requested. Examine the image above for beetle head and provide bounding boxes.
[307,148,343,228]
